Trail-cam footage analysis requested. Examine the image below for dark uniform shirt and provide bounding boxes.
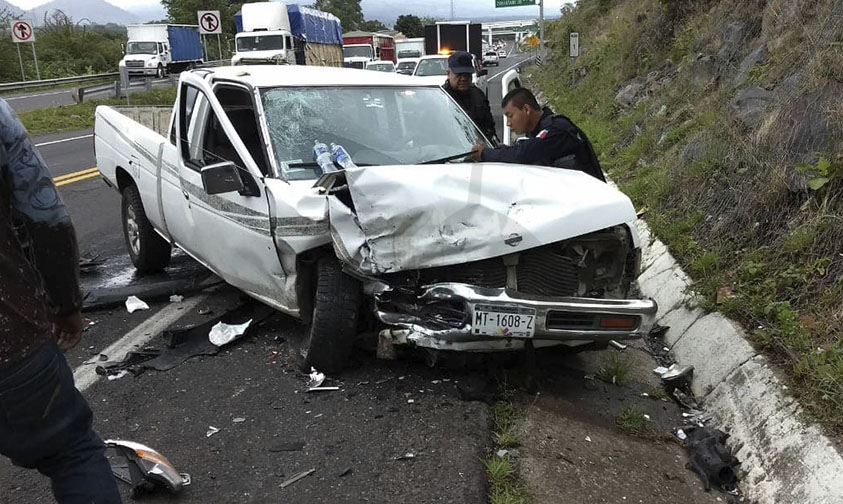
[442,80,497,142]
[0,99,81,369]
[480,107,606,182]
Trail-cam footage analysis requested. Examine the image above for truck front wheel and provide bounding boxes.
[156,64,164,78]
[121,184,172,274]
[293,255,362,374]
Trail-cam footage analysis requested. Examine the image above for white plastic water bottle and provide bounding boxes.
[330,143,358,170]
[313,140,336,173]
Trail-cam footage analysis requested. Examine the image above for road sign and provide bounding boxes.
[198,10,222,35]
[11,19,35,43]
[569,32,579,57]
[495,0,536,7]
[527,34,539,48]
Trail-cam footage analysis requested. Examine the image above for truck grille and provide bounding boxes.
[344,61,365,69]
[125,60,144,68]
[418,244,579,297]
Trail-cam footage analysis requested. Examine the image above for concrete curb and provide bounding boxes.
[633,218,843,504]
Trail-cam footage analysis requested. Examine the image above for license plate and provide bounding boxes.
[470,304,536,338]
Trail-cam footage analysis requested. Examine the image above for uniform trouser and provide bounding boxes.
[0,341,122,503]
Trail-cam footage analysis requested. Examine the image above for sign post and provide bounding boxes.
[569,32,579,87]
[10,19,37,81]
[198,10,222,61]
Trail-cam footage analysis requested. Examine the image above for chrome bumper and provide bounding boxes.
[375,282,658,352]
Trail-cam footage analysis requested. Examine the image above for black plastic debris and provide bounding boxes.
[267,441,306,453]
[649,324,670,338]
[96,302,275,377]
[83,274,223,312]
[684,427,740,493]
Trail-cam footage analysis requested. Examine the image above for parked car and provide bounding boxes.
[367,60,396,72]
[412,54,488,96]
[395,58,419,75]
[94,66,657,373]
[483,50,500,67]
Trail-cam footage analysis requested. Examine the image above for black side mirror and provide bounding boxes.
[201,161,244,195]
[478,69,488,77]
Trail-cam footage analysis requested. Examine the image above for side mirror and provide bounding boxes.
[201,161,244,195]
[121,43,125,55]
[478,69,488,77]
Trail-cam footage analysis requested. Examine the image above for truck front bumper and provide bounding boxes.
[126,68,159,76]
[374,282,658,353]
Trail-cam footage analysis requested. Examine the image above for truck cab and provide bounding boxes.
[232,31,295,65]
[120,40,169,78]
[342,44,374,68]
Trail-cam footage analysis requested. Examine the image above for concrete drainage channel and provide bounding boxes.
[633,218,843,504]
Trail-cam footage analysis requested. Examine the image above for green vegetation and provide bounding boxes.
[487,401,528,504]
[596,353,631,386]
[532,0,843,429]
[18,87,177,137]
[616,406,651,435]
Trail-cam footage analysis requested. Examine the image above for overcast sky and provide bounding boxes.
[7,0,571,21]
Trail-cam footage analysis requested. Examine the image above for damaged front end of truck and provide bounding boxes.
[317,162,658,358]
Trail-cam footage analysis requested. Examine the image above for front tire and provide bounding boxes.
[122,184,171,274]
[156,64,164,78]
[293,256,362,374]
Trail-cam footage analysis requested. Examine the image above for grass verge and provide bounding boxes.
[18,87,177,137]
[616,406,652,436]
[487,401,528,504]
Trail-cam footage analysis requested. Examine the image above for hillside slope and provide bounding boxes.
[532,0,843,428]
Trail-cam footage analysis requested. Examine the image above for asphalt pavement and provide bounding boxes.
[0,51,729,503]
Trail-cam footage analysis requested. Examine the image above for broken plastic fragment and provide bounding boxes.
[169,295,184,303]
[675,428,687,441]
[585,436,592,443]
[496,449,509,457]
[279,468,316,488]
[307,367,326,388]
[106,439,190,495]
[107,370,129,381]
[233,417,246,423]
[395,452,415,460]
[609,340,628,350]
[125,296,149,313]
[653,366,670,376]
[206,426,220,438]
[208,319,252,346]
[307,386,340,392]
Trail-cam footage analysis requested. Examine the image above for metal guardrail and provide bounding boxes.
[0,72,120,93]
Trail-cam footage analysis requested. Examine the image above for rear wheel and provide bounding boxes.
[293,256,362,374]
[121,184,171,274]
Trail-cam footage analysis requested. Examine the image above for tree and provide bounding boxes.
[161,0,241,36]
[420,16,439,27]
[314,0,363,32]
[394,14,423,38]
[359,19,388,32]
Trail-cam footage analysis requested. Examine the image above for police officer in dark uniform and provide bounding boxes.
[470,87,606,182]
[442,51,497,142]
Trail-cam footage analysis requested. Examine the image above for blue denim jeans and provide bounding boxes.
[0,342,122,503]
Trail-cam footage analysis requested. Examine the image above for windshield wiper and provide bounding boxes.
[419,150,475,165]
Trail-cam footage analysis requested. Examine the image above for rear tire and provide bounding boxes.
[293,256,362,374]
[121,184,172,274]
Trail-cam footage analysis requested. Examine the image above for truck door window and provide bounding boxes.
[285,36,292,50]
[215,85,270,176]
[179,84,246,172]
[157,42,163,55]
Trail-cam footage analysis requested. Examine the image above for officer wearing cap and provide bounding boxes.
[443,51,497,142]
[470,87,606,182]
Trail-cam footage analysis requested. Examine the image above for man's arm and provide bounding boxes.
[480,129,581,164]
[0,100,82,319]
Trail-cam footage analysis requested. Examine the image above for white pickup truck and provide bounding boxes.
[94,66,657,372]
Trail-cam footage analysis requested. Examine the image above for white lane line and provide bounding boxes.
[488,57,530,81]
[5,89,71,100]
[73,294,207,392]
[35,134,93,147]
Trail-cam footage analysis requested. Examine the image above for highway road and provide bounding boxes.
[4,77,175,113]
[0,48,719,503]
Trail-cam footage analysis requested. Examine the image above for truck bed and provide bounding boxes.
[111,106,172,137]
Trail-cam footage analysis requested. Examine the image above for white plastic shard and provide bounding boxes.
[307,367,326,388]
[125,296,149,313]
[208,319,253,347]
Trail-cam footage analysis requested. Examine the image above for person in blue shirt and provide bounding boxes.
[470,87,606,182]
[0,98,122,504]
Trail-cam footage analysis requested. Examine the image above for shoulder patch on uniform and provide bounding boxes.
[537,129,549,139]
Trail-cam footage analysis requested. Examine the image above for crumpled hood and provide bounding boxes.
[328,163,636,275]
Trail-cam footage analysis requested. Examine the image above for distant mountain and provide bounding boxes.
[125,4,168,24]
[0,0,24,17]
[28,0,139,26]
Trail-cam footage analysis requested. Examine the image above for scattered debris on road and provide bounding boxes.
[206,426,220,438]
[233,417,246,423]
[307,386,340,392]
[683,427,740,493]
[169,294,184,303]
[279,468,316,489]
[308,367,326,388]
[125,295,149,313]
[661,364,694,389]
[106,439,191,496]
[209,319,253,346]
[395,452,416,461]
[609,340,628,350]
[107,370,129,381]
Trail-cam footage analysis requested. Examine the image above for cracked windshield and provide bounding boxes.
[261,86,483,179]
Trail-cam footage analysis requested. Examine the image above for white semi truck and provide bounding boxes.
[119,24,203,78]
